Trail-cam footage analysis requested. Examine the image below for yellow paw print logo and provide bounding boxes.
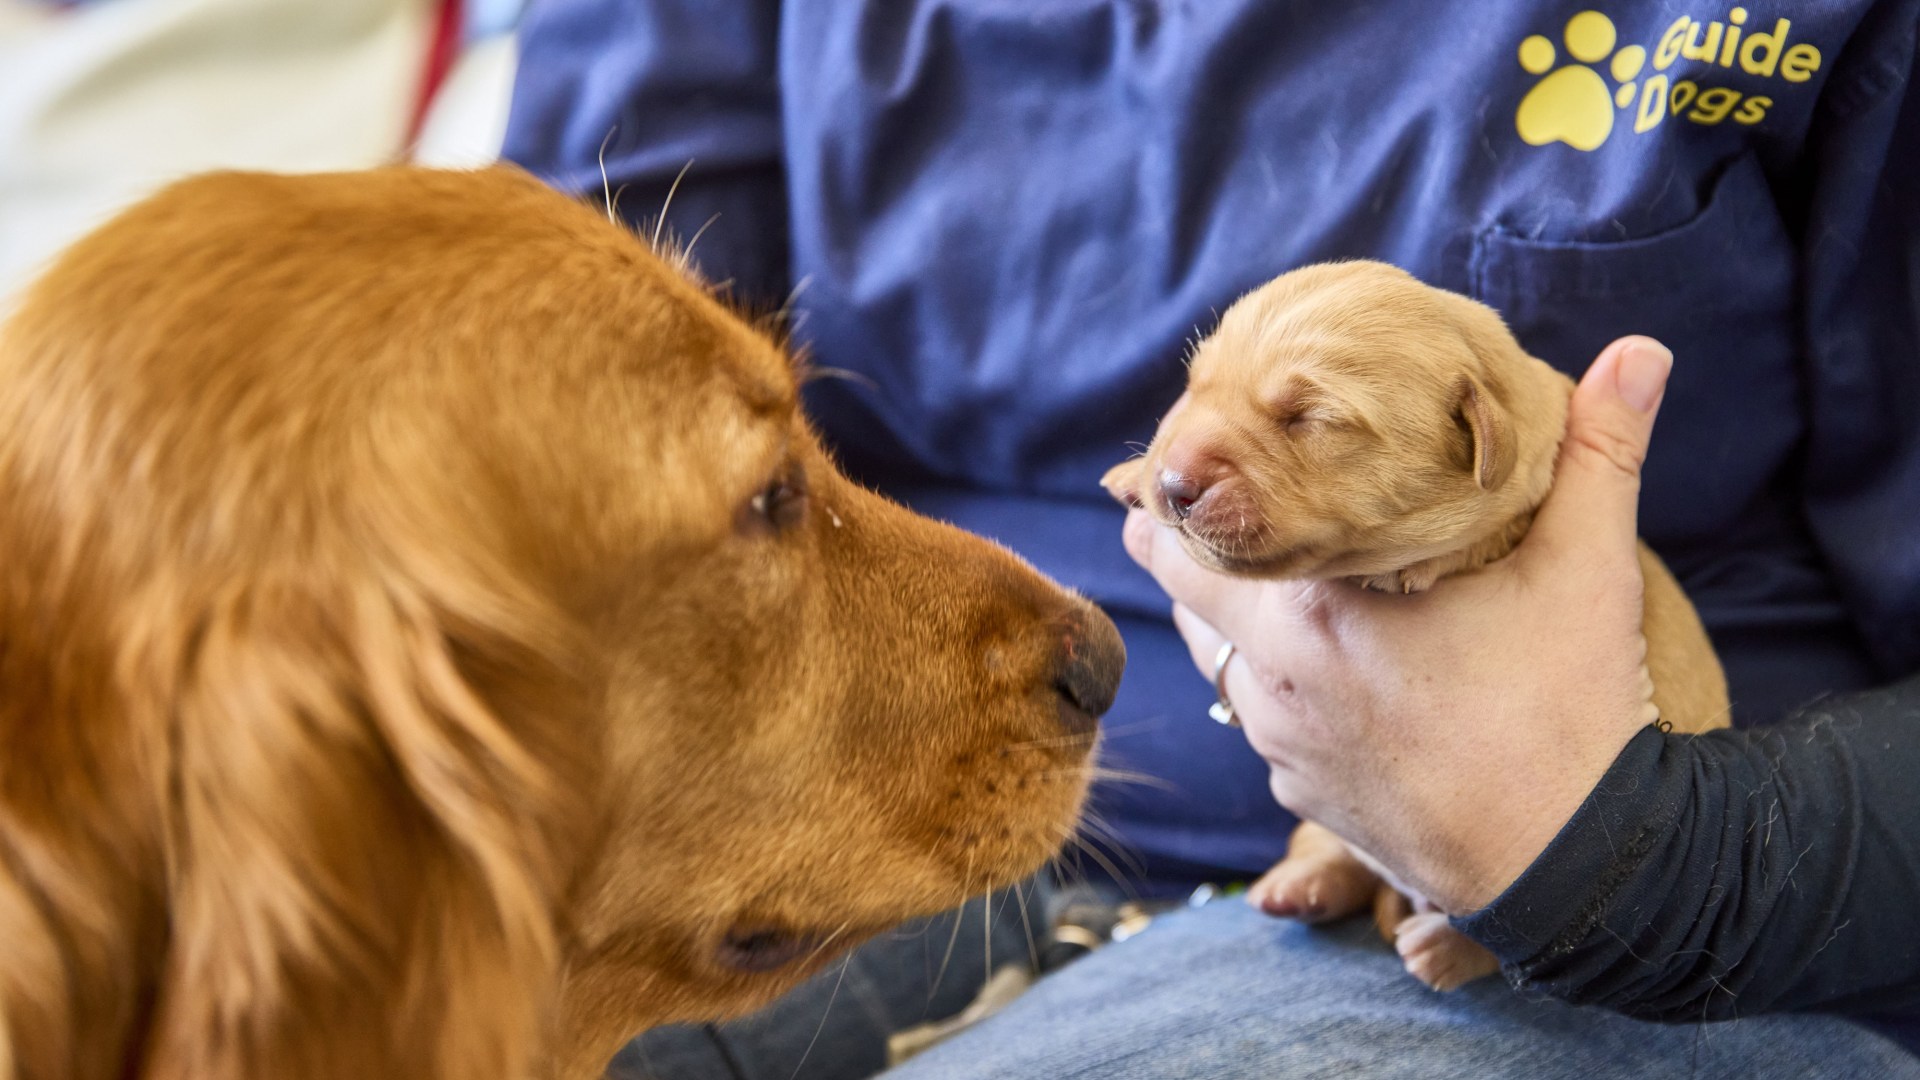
[1516,11,1647,151]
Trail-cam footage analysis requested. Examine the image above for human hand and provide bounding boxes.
[1123,336,1674,912]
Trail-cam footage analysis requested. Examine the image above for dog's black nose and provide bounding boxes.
[1157,469,1204,520]
[1053,601,1127,733]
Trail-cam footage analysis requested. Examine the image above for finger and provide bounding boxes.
[1522,336,1671,565]
[1172,602,1295,765]
[1123,508,1267,646]
[1170,601,1229,679]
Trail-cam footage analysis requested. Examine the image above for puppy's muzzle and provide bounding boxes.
[1153,452,1258,546]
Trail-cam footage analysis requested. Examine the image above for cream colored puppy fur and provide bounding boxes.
[1103,260,1728,990]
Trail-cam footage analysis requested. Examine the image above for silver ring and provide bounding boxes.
[1208,641,1240,727]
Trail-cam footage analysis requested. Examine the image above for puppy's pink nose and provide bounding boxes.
[1158,469,1206,520]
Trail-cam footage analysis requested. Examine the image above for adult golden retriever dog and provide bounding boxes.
[0,166,1123,1080]
[1104,260,1726,991]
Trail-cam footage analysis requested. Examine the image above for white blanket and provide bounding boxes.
[0,0,517,305]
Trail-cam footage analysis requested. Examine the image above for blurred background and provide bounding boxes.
[0,0,521,306]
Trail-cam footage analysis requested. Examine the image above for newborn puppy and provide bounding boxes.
[1102,260,1729,990]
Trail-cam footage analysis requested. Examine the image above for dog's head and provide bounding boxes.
[1103,261,1563,583]
[0,166,1121,1080]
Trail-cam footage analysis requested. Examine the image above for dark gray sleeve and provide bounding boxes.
[1455,673,1920,1022]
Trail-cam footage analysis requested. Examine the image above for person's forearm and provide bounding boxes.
[1457,672,1920,1020]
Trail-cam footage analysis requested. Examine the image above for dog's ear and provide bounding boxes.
[139,543,588,1080]
[1456,374,1514,490]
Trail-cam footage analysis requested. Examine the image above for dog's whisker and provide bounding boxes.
[1000,731,1101,753]
[651,159,695,253]
[1067,812,1147,887]
[1064,832,1139,897]
[682,211,723,265]
[763,275,816,337]
[1073,766,1175,791]
[1066,837,1135,897]
[787,952,852,1080]
[798,919,856,970]
[1082,810,1136,860]
[1088,717,1166,742]
[799,365,879,391]
[1042,819,1079,858]
[1001,715,1175,755]
[983,879,994,986]
[596,128,617,223]
[1076,813,1148,880]
[1044,832,1088,891]
[786,274,815,308]
[931,853,974,995]
[1012,879,1040,971]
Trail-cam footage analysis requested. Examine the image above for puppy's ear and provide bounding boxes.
[140,546,588,1080]
[1457,374,1514,490]
[1100,459,1147,508]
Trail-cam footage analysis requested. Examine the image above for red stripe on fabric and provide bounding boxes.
[406,0,465,149]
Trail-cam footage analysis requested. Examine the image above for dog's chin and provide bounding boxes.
[713,920,886,981]
[711,767,1089,982]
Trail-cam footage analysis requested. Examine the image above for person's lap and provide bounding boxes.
[610,887,1918,1079]
[884,900,1920,1080]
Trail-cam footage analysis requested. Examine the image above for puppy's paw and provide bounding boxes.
[1099,460,1146,509]
[1247,851,1379,923]
[1372,884,1414,943]
[1393,912,1500,992]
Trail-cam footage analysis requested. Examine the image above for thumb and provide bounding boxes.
[1524,335,1672,561]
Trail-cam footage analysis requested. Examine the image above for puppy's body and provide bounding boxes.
[0,167,1123,1080]
[1105,260,1726,989]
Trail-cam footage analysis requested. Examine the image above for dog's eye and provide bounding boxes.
[740,464,807,535]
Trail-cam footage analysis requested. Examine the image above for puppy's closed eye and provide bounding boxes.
[1280,410,1329,435]
[1262,375,1341,435]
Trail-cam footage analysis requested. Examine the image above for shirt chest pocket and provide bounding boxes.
[1467,152,1804,553]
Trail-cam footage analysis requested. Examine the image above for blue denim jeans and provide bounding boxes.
[889,900,1919,1080]
[614,891,1919,1080]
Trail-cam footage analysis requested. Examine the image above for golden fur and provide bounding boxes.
[0,165,1123,1080]
[1103,260,1727,989]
